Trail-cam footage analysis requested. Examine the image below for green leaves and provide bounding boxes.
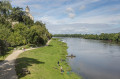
[6,22,52,46]
[8,32,25,46]
[0,25,11,41]
[0,39,7,56]
[28,24,50,45]
[22,15,34,26]
[0,1,52,56]
[10,7,25,22]
[54,33,120,42]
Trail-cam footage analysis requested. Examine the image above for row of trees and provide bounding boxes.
[54,33,120,42]
[0,1,52,56]
[53,34,83,37]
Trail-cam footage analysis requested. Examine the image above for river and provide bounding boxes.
[59,37,120,79]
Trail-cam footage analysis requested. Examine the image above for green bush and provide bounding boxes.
[8,47,14,51]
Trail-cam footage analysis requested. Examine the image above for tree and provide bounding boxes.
[8,32,26,46]
[28,25,46,45]
[22,15,34,27]
[113,33,119,41]
[0,25,11,41]
[0,0,52,56]
[118,32,120,42]
[10,7,25,22]
[0,39,7,56]
[8,23,28,46]
[0,1,12,18]
[34,21,44,26]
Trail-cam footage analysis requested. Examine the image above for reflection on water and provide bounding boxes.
[60,37,120,79]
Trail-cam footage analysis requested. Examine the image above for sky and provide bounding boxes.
[10,0,120,34]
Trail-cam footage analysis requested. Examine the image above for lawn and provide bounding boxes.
[15,38,82,79]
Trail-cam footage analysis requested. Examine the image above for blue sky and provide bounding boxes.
[11,0,120,34]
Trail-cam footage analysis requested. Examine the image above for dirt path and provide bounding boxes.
[0,40,51,79]
[46,39,51,46]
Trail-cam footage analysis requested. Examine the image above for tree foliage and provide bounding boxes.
[10,7,24,22]
[54,33,120,42]
[0,1,52,56]
[0,39,7,56]
[0,0,12,18]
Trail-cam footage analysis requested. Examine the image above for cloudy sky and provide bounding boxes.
[11,0,120,34]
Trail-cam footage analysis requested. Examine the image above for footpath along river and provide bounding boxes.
[59,37,120,79]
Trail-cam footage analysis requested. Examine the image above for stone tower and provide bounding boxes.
[26,6,30,13]
[25,6,34,21]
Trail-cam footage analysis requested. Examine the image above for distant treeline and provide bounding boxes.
[0,1,52,56]
[53,33,120,42]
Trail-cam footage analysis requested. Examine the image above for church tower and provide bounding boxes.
[25,6,34,21]
[26,6,30,13]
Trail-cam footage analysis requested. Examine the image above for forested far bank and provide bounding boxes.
[0,1,52,56]
[53,33,120,42]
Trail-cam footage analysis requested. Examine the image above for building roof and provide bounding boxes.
[26,6,30,11]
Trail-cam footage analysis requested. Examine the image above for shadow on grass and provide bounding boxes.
[0,52,10,62]
[48,45,53,47]
[15,57,45,78]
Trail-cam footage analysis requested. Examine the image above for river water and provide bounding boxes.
[59,37,120,79]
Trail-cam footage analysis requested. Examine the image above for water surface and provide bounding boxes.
[60,37,120,79]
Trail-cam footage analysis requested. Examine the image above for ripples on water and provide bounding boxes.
[59,37,120,79]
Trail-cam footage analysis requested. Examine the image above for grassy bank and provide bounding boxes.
[15,38,81,79]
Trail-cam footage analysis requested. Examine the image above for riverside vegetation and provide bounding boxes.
[54,33,120,42]
[0,1,52,59]
[15,38,81,79]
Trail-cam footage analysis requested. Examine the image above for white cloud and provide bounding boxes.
[66,7,74,12]
[30,4,41,9]
[46,23,120,34]
[74,15,120,24]
[91,0,100,2]
[38,16,61,24]
[66,7,76,18]
[79,5,86,10]
[68,13,76,18]
[11,0,120,34]
[11,0,29,7]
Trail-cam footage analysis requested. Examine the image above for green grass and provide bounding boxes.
[15,38,82,79]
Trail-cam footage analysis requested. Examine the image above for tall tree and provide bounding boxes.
[10,7,25,22]
[0,0,12,18]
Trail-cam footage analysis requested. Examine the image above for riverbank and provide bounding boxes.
[57,37,120,79]
[15,38,81,79]
[53,33,120,43]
